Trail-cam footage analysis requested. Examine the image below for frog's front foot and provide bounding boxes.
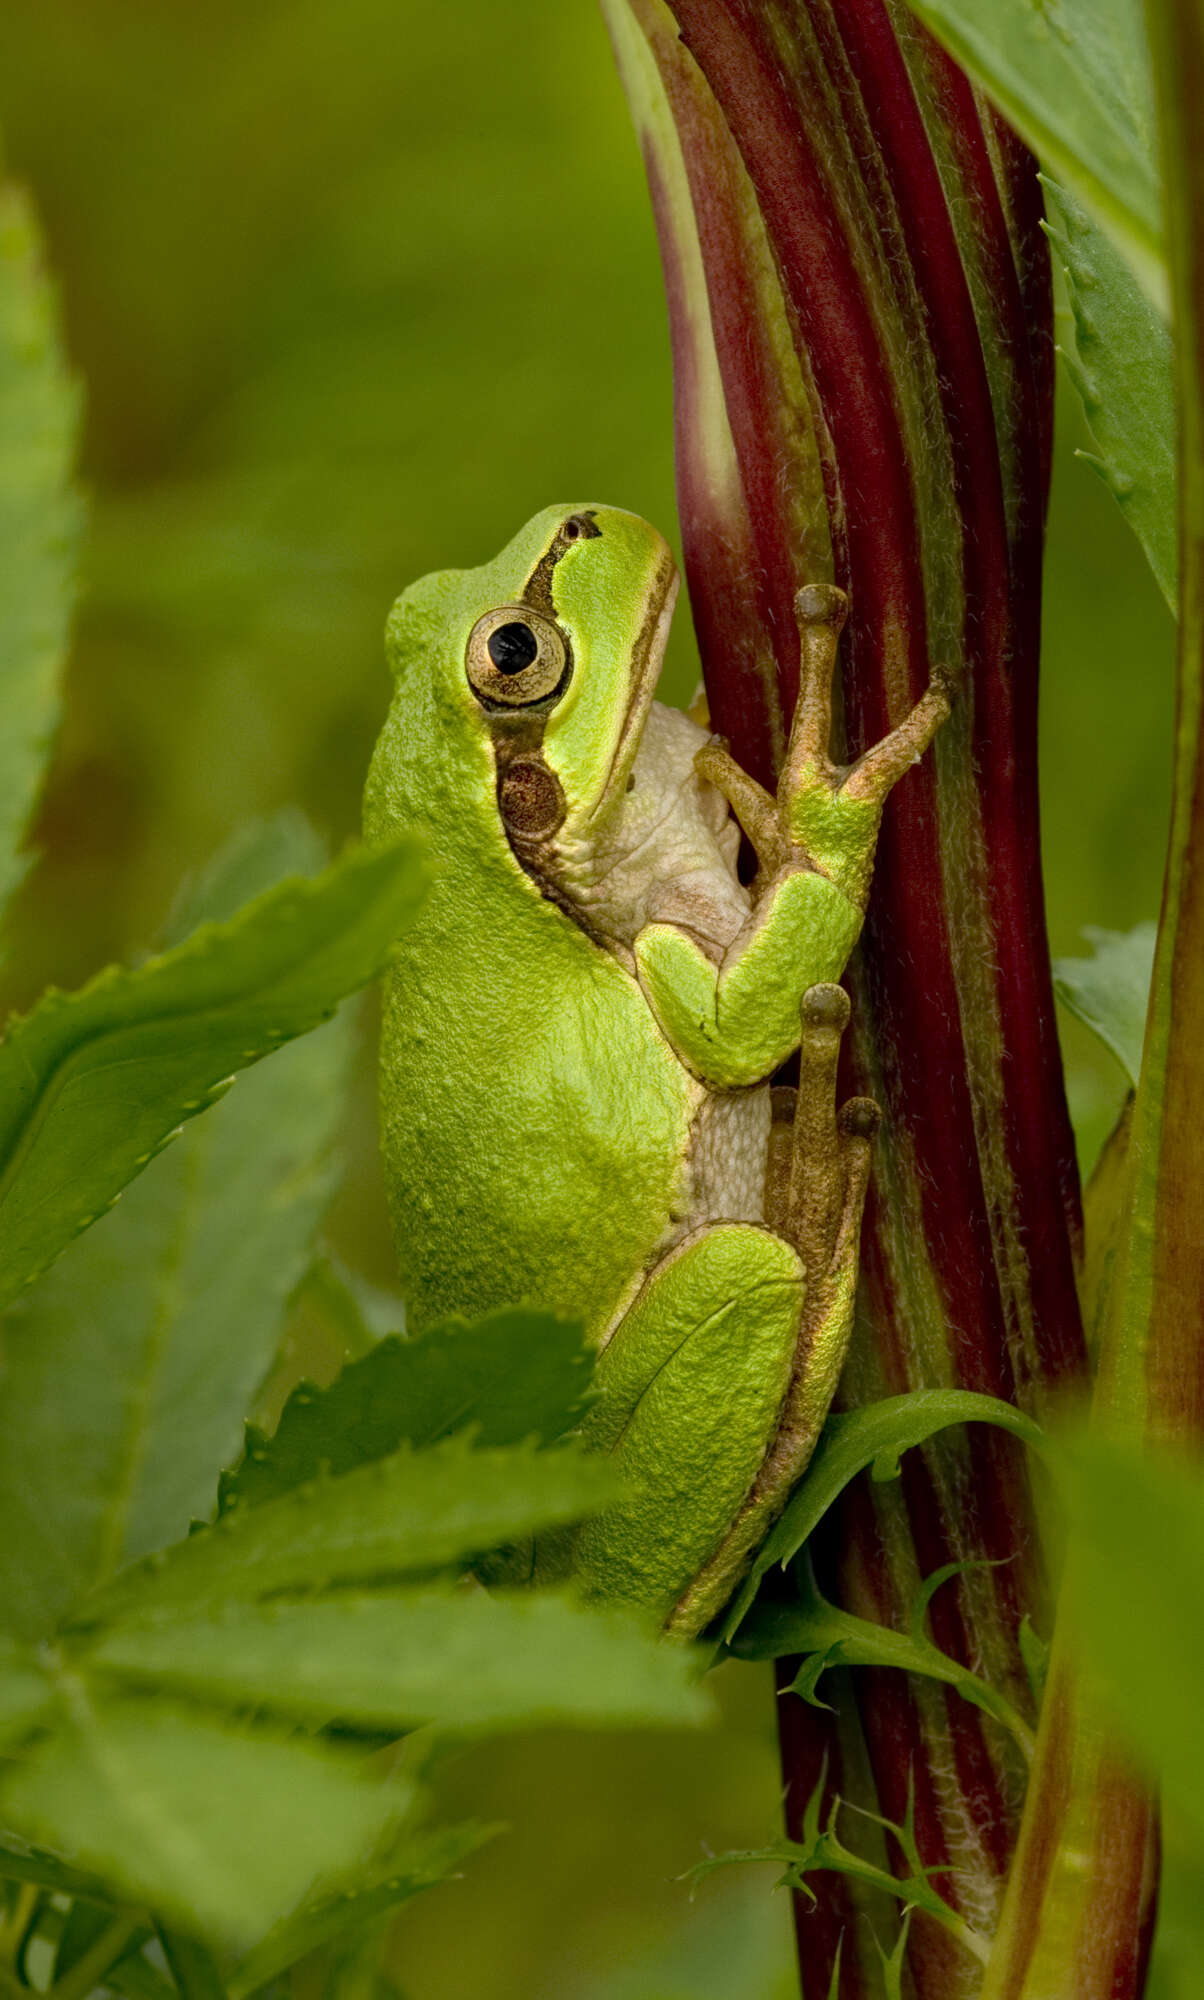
[696,583,952,905]
[778,582,952,905]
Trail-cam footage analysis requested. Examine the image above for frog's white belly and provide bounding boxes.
[551,700,773,1248]
[683,1085,772,1233]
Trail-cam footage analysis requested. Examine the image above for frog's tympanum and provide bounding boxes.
[365,506,949,1637]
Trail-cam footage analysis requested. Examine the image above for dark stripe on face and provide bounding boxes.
[521,511,602,616]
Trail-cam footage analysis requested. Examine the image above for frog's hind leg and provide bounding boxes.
[665,982,877,1638]
[573,1223,805,1625]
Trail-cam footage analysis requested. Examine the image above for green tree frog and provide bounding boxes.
[365,505,948,1637]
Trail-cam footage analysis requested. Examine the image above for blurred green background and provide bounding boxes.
[0,0,1177,1994]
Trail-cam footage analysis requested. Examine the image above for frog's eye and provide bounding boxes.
[465,606,569,707]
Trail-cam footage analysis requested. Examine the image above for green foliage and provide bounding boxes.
[1044,177,1177,614]
[723,1389,1044,1639]
[219,1310,595,1513]
[733,1559,1035,1761]
[0,178,82,930]
[1,1700,408,1949]
[0,775,705,1992]
[226,1823,495,2000]
[0,0,1190,1990]
[0,1638,55,1747]
[1053,921,1157,1084]
[0,836,427,1312]
[0,817,357,1641]
[0,1195,704,1982]
[154,1930,232,2000]
[904,0,1164,309]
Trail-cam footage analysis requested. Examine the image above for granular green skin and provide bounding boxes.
[365,503,934,1629]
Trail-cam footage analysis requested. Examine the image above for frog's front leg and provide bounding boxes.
[634,585,951,1089]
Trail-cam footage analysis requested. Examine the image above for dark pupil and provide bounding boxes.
[488,621,539,675]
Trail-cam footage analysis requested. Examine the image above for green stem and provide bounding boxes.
[155,1925,228,2000]
[48,1915,141,2000]
[0,1884,36,1972]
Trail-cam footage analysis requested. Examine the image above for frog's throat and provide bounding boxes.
[586,559,679,826]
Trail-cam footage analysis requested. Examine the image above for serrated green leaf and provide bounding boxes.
[0,819,357,1641]
[0,1698,406,1950]
[733,1561,1034,1760]
[0,836,426,1311]
[1044,177,1176,614]
[83,1586,711,1736]
[0,1637,54,1747]
[1063,1438,1204,1846]
[1053,921,1158,1085]
[219,1312,595,1515]
[904,0,1165,310]
[227,1822,493,1999]
[0,180,83,927]
[722,1391,1045,1640]
[84,1435,620,1625]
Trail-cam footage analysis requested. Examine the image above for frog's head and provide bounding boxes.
[380,504,678,856]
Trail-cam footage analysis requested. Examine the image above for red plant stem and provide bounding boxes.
[604,1,1087,1989]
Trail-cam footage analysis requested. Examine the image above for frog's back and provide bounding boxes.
[377,843,696,1337]
[366,510,704,1338]
[366,608,697,1337]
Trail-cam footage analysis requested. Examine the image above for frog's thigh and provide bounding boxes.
[576,1223,804,1618]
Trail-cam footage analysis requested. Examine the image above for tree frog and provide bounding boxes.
[365,505,948,1637]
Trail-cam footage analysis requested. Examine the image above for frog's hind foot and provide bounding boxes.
[664,989,879,1642]
[762,983,881,1489]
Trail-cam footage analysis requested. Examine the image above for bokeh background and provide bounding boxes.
[0,2,1177,1994]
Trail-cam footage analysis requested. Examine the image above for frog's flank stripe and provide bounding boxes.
[604,1,1090,1989]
